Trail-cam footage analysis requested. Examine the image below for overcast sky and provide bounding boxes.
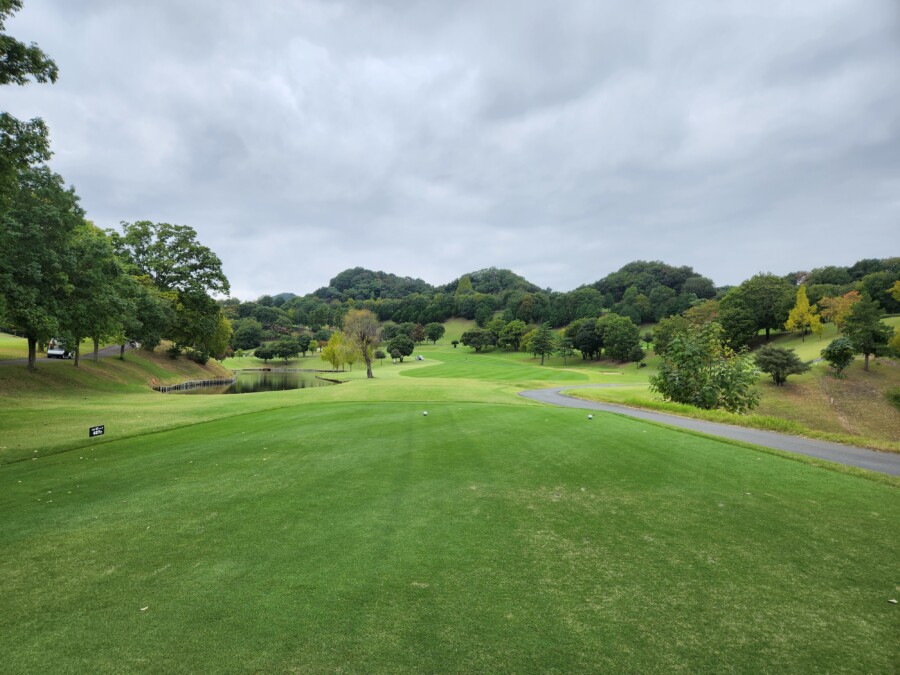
[5,1,899,299]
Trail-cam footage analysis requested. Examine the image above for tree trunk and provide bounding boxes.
[93,337,100,361]
[364,352,374,378]
[120,344,126,360]
[74,343,80,367]
[27,337,37,372]
[765,327,771,340]
[864,352,870,371]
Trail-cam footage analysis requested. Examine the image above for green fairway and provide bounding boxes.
[2,401,898,672]
[2,328,899,672]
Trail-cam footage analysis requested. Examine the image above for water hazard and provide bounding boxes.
[167,370,338,395]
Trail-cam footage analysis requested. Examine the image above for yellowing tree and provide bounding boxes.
[818,290,860,332]
[785,286,821,341]
[321,331,345,371]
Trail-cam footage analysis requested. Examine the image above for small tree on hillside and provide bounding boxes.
[784,286,821,341]
[531,323,557,365]
[821,337,854,378]
[254,345,274,364]
[642,331,654,350]
[374,349,386,365]
[498,320,527,351]
[273,337,300,363]
[818,291,860,332]
[843,298,894,371]
[556,336,575,365]
[424,322,445,344]
[754,345,810,386]
[297,334,312,357]
[387,334,414,362]
[460,328,495,352]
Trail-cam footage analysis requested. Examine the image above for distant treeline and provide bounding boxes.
[222,258,899,347]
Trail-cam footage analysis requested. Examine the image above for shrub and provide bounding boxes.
[165,345,182,359]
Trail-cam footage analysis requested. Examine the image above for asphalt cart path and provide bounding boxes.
[519,385,900,476]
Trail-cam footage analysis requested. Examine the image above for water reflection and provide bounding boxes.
[173,370,337,395]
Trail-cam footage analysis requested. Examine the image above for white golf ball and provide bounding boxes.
[588,414,593,420]
[423,411,428,416]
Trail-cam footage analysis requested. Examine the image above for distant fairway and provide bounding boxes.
[1,332,899,671]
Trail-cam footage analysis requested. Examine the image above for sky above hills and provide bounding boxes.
[5,1,899,299]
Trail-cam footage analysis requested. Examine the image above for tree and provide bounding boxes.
[343,309,381,378]
[411,323,426,343]
[642,331,654,350]
[460,328,495,352]
[297,334,312,357]
[530,323,557,365]
[754,345,810,386]
[451,340,459,349]
[818,291,860,332]
[387,333,414,362]
[556,336,575,365]
[424,322,445,345]
[63,223,127,365]
[821,337,854,378]
[374,349,386,365]
[652,315,690,356]
[109,221,230,354]
[784,286,821,341]
[843,298,894,371]
[253,345,274,363]
[736,274,795,340]
[273,337,300,363]
[0,166,83,370]
[321,332,345,371]
[717,292,758,349]
[0,0,58,200]
[498,319,527,351]
[597,313,642,362]
[232,318,264,350]
[649,323,760,413]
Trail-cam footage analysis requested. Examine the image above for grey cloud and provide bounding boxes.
[3,0,898,298]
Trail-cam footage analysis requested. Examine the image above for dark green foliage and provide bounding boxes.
[498,320,527,351]
[886,387,900,410]
[843,298,894,370]
[184,347,209,365]
[424,322,445,344]
[650,324,760,413]
[297,334,312,356]
[387,334,414,361]
[717,292,758,348]
[460,328,496,352]
[556,336,575,365]
[642,331,654,349]
[754,346,810,386]
[652,315,690,356]
[573,320,602,360]
[596,313,642,362]
[821,337,854,377]
[374,349,386,364]
[273,337,300,363]
[0,166,84,369]
[165,344,182,359]
[529,323,556,365]
[232,318,264,350]
[253,345,274,363]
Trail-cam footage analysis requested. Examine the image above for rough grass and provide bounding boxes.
[2,402,898,672]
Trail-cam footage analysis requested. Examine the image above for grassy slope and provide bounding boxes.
[1,328,899,671]
[569,318,900,452]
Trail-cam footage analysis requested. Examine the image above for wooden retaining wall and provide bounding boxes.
[153,377,236,393]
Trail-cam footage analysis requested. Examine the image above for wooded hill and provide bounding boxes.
[225,257,899,345]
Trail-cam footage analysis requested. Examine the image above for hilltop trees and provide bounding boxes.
[821,338,854,378]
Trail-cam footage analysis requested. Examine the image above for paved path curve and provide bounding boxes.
[519,385,900,476]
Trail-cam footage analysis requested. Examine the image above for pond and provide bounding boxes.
[168,370,339,395]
